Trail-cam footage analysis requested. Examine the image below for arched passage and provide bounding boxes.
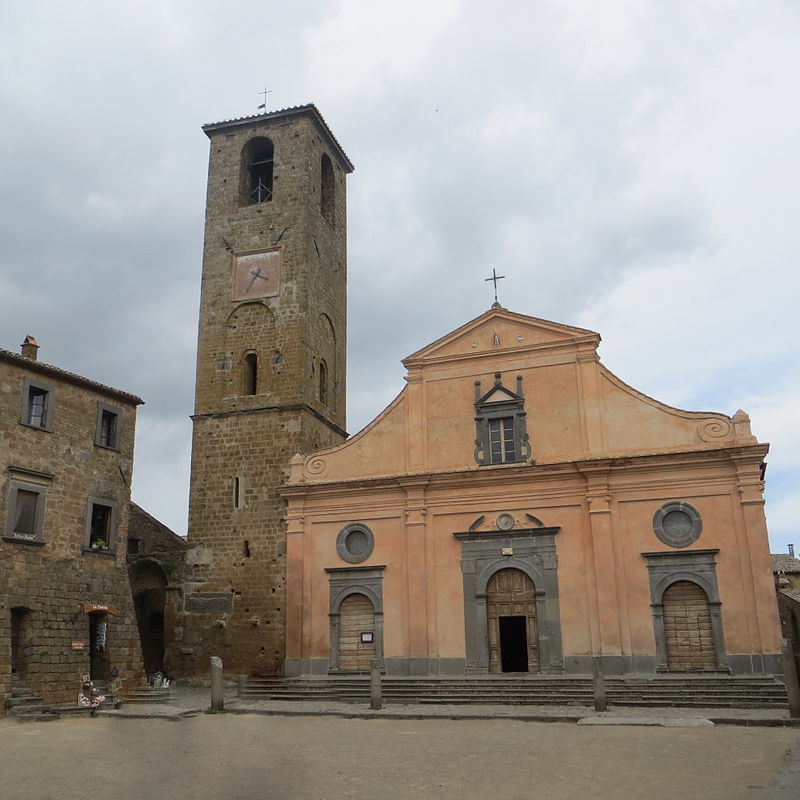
[129,559,168,676]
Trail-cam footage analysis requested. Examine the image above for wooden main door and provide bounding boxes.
[663,581,716,671]
[338,593,376,672]
[487,569,539,673]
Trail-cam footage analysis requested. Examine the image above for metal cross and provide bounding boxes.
[257,87,272,113]
[485,268,506,307]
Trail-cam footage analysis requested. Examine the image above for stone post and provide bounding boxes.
[210,656,224,711]
[370,659,382,710]
[781,639,800,718]
[237,674,248,698]
[592,656,607,712]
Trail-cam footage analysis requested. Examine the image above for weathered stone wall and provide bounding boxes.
[182,107,351,678]
[0,347,145,708]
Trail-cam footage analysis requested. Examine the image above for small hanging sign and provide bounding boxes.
[83,603,118,616]
[70,641,85,651]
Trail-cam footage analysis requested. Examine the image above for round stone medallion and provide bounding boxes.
[652,502,702,548]
[496,512,515,531]
[336,522,375,564]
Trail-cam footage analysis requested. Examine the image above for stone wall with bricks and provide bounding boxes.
[0,341,145,707]
[181,106,352,677]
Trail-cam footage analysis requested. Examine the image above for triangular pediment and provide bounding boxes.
[482,386,518,404]
[403,307,599,366]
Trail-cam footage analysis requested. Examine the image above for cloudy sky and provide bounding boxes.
[1,0,797,553]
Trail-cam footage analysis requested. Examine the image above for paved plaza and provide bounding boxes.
[2,710,800,800]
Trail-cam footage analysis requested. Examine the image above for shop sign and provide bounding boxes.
[82,603,118,616]
[70,641,85,651]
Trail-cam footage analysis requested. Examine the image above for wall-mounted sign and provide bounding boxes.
[83,603,118,616]
[360,632,374,643]
[70,641,85,651]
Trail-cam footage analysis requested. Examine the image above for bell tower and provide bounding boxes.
[183,105,353,676]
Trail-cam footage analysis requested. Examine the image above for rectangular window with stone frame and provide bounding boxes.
[20,377,53,431]
[4,480,47,544]
[95,401,121,450]
[473,373,531,466]
[84,497,119,553]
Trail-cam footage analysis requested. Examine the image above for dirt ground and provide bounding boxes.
[1,714,798,800]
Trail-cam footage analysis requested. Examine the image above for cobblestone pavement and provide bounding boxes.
[1,712,799,800]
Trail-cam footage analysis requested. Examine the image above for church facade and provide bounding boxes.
[182,103,781,680]
[282,308,781,677]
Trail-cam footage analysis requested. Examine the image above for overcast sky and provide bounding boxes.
[1,1,797,554]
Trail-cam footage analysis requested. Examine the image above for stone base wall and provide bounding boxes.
[1,548,145,708]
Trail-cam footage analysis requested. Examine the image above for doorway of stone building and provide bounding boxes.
[11,607,30,678]
[89,611,111,681]
[129,560,167,676]
[338,593,375,672]
[662,580,717,671]
[487,569,539,673]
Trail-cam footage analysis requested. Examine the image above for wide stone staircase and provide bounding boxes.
[239,674,789,709]
[6,677,60,722]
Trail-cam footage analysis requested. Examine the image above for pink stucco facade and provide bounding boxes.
[282,308,781,677]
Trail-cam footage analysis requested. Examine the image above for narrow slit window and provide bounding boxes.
[244,353,258,395]
[320,153,335,224]
[319,359,328,405]
[234,476,242,509]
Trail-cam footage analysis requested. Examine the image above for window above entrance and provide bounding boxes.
[473,373,531,466]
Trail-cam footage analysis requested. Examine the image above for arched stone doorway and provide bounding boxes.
[487,569,539,673]
[129,559,167,676]
[338,593,376,672]
[662,580,716,671]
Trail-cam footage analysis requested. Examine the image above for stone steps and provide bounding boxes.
[5,693,61,723]
[240,675,789,709]
[119,687,173,704]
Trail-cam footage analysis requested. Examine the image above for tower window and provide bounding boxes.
[473,373,531,466]
[242,137,274,205]
[319,359,328,405]
[321,153,335,224]
[244,352,258,395]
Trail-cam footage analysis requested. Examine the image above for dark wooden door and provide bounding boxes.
[487,569,539,673]
[663,581,716,671]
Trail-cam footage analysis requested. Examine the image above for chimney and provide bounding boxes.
[20,335,39,361]
[789,544,795,558]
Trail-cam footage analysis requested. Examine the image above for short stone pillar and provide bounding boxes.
[370,659,382,710]
[781,639,800,718]
[592,657,607,712]
[237,674,249,698]
[210,656,224,711]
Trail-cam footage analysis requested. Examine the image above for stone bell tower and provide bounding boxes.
[182,105,353,676]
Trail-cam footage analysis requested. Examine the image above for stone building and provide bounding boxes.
[181,104,353,676]
[0,337,145,706]
[772,551,800,676]
[283,308,781,677]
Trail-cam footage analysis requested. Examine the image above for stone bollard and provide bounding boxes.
[370,659,382,710]
[781,639,800,718]
[237,674,249,698]
[592,656,607,712]
[210,656,224,711]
